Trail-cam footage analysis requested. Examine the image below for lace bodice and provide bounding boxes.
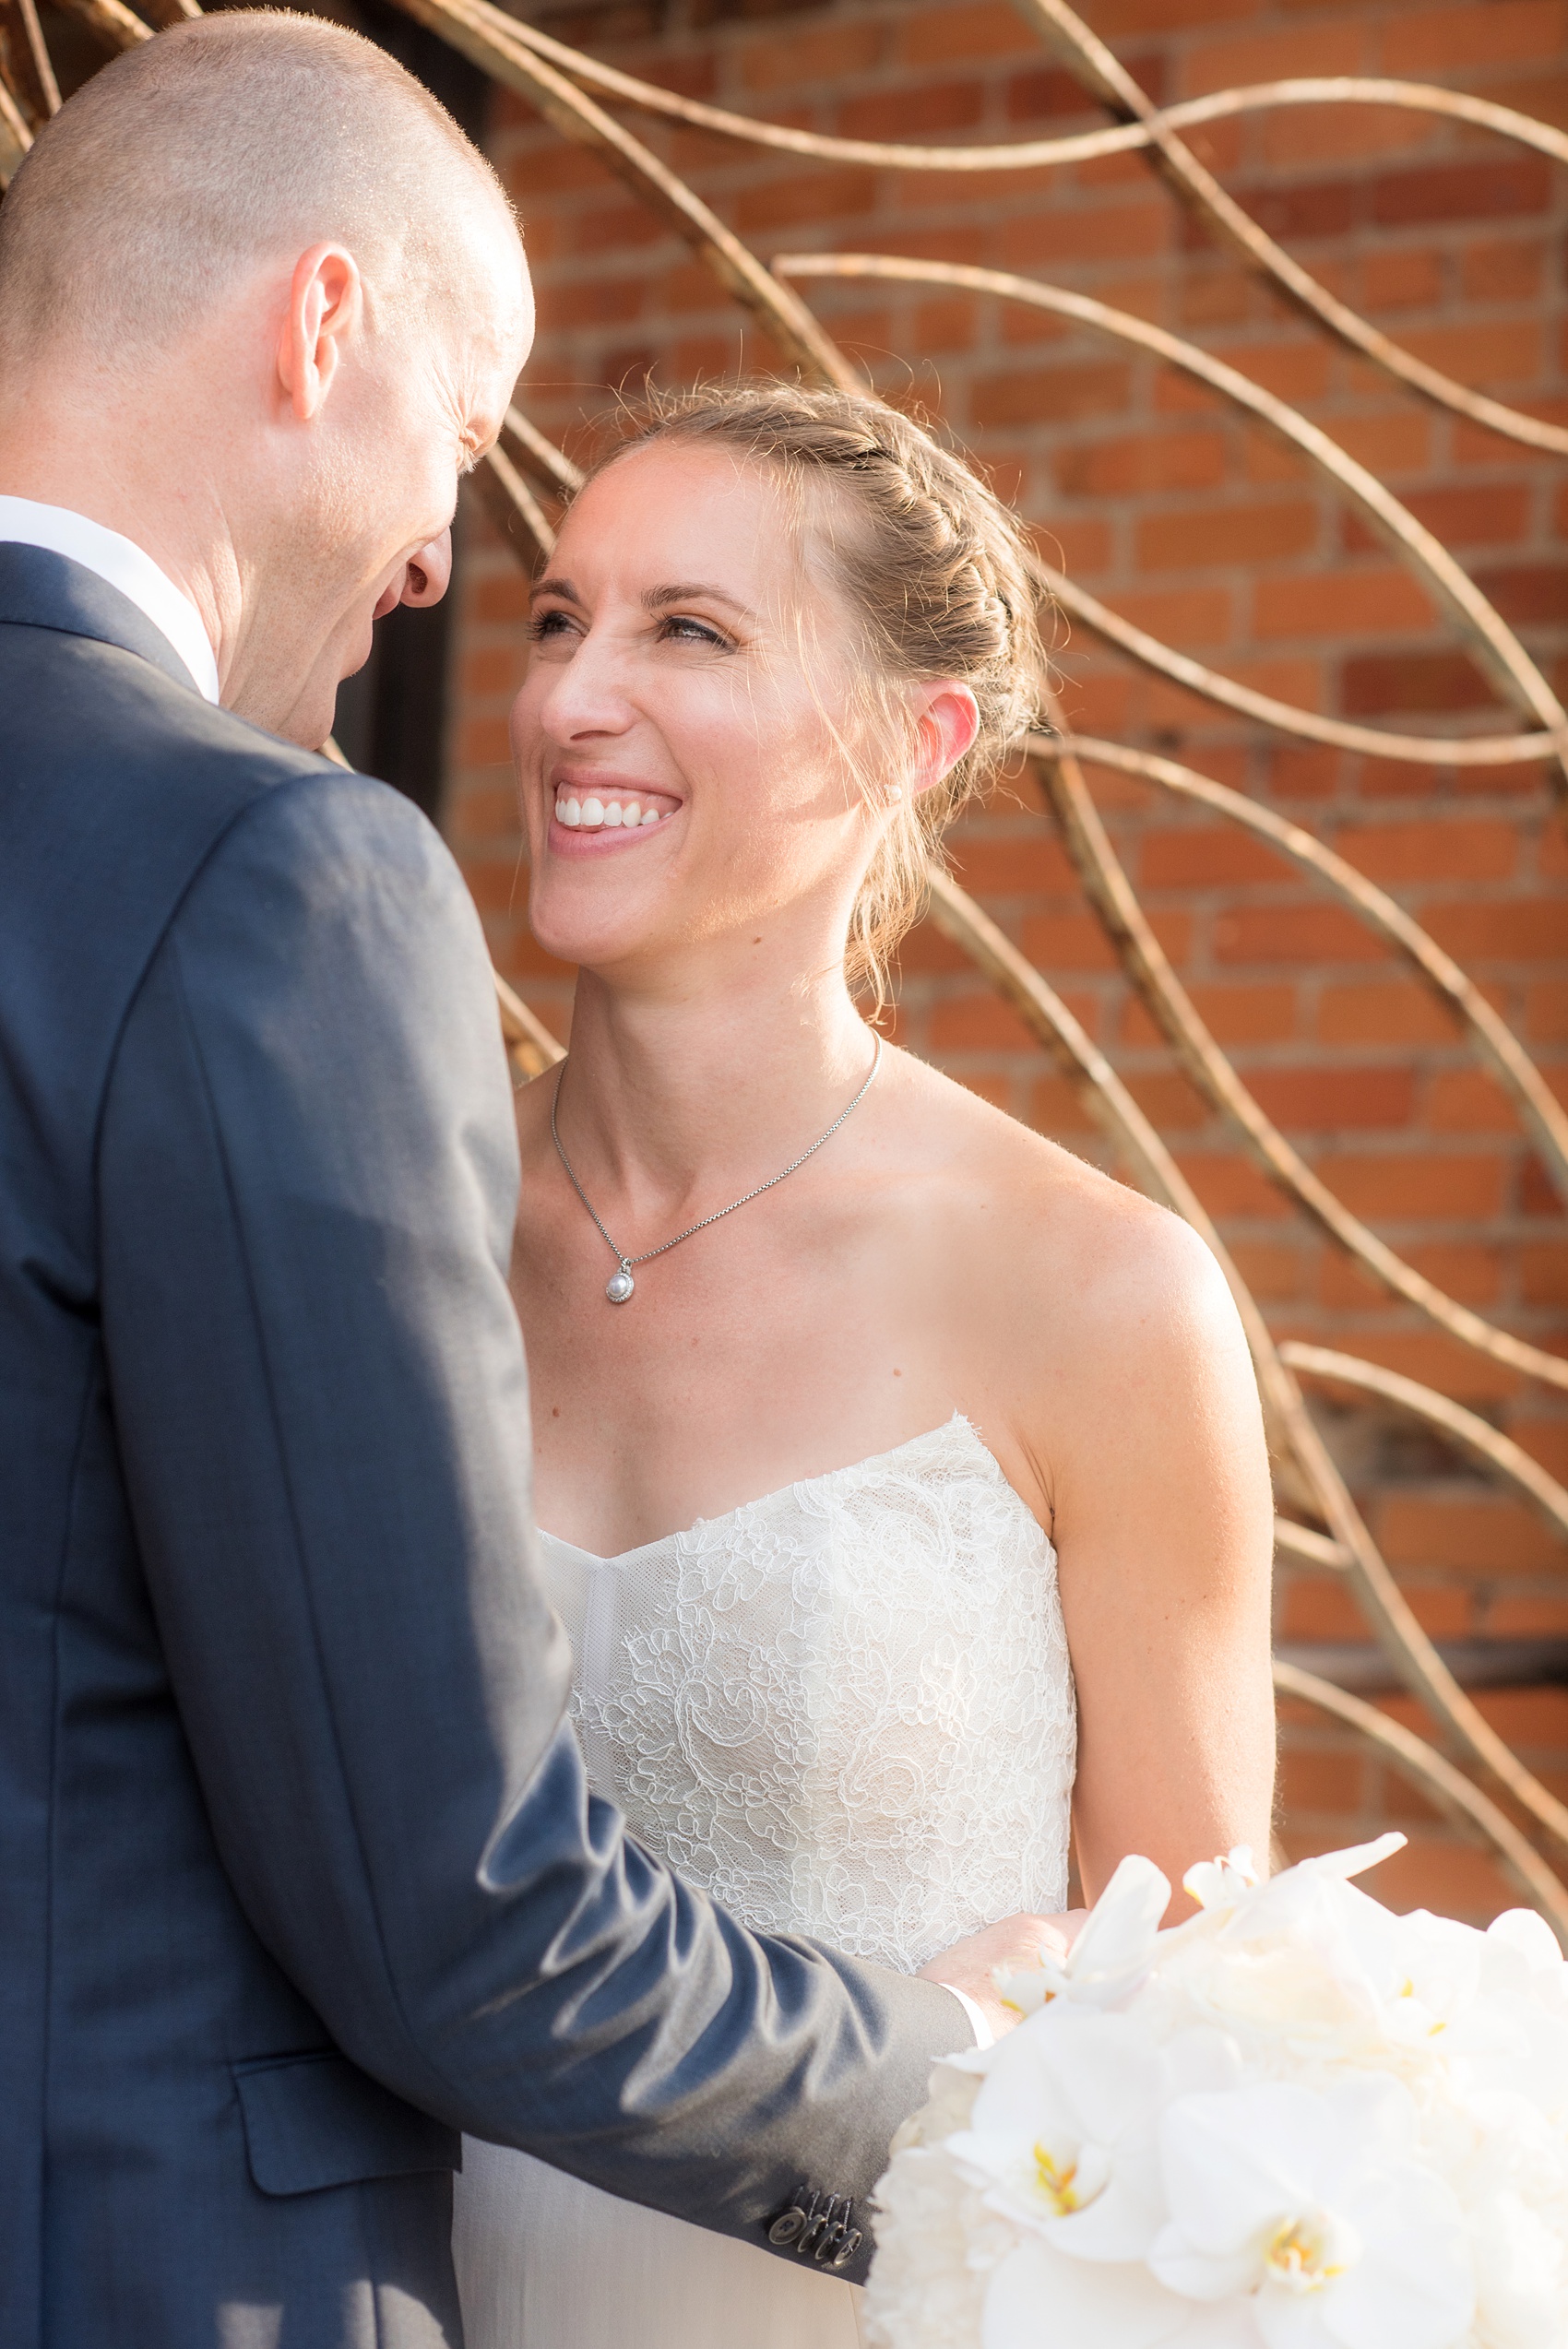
[538,1415,1076,1974]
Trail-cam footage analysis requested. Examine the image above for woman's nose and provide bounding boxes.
[538,628,636,744]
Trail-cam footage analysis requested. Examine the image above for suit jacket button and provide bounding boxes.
[815,2201,856,2264]
[766,2189,812,2247]
[796,2203,828,2255]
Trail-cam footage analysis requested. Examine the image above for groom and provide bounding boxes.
[0,17,1004,2347]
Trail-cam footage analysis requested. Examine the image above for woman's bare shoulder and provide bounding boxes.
[890,1046,1199,1253]
[887,1046,1238,1370]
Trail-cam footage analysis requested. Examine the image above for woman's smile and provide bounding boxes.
[547,772,683,853]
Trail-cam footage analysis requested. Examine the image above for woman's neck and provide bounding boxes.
[553,955,880,1222]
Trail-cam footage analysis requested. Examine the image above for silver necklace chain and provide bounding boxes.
[550,1034,884,1305]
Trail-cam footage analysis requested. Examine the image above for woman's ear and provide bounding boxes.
[909,682,980,800]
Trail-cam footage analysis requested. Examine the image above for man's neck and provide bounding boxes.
[0,407,237,687]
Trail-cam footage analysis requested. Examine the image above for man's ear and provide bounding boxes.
[276,244,362,423]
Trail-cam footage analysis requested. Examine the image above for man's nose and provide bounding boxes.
[398,530,454,610]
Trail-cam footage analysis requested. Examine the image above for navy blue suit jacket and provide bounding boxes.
[0,544,965,2345]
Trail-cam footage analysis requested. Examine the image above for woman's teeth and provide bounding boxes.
[554,794,667,831]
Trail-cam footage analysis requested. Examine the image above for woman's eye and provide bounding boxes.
[528,609,578,643]
[660,614,731,650]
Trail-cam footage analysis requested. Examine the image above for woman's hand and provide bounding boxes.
[920,1908,1088,2040]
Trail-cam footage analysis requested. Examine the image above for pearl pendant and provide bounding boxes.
[606,1265,636,1304]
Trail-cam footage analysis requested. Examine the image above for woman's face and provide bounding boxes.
[513,440,896,981]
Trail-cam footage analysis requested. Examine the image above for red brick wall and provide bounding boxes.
[445,0,1568,1920]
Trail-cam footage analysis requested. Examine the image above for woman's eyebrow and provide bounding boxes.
[644,582,757,620]
[530,575,579,603]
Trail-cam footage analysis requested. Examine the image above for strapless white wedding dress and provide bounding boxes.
[453,1414,1076,2348]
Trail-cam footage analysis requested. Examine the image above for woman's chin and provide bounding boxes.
[527,891,663,977]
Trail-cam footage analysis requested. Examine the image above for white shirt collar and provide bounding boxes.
[0,495,220,704]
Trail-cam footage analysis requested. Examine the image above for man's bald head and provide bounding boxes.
[0,9,534,749]
[0,9,521,369]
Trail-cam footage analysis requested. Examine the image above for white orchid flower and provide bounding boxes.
[948,2007,1243,2272]
[1183,1846,1263,1915]
[1293,1833,1408,1883]
[870,1829,1568,2349]
[865,2140,1018,2349]
[1374,1912,1479,2047]
[1162,1841,1417,2065]
[1200,1834,1406,1952]
[982,2233,1264,2349]
[1442,2091,1568,2346]
[1484,1904,1567,1993]
[1467,2183,1568,2349]
[1462,1910,1568,2118]
[1324,1896,1489,2059]
[994,1855,1171,2019]
[1149,2077,1473,2349]
[1441,1965,1568,2124]
[947,2006,1171,2260]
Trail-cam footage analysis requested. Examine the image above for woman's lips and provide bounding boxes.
[552,787,675,832]
[547,786,681,856]
[548,783,681,855]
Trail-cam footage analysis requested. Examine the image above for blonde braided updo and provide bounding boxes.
[576,383,1049,1014]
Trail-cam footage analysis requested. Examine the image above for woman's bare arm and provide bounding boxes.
[1039,1204,1277,1914]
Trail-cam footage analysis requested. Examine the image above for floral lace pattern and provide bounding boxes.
[540,1416,1076,1974]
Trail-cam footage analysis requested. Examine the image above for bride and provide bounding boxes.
[453,383,1276,2347]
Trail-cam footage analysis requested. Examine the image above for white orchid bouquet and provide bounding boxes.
[865,1833,1568,2349]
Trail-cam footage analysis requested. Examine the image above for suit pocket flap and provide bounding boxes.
[233,2052,462,2197]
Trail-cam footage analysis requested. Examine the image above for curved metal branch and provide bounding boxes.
[0,71,30,184]
[1029,739,1568,1392]
[1052,734,1568,1213]
[1276,1518,1352,1572]
[775,253,1568,789]
[502,33,1568,176]
[2,0,59,123]
[476,441,557,561]
[503,406,584,499]
[383,0,857,393]
[1281,1344,1568,1547]
[1015,0,1568,458]
[1156,77,1568,169]
[495,969,565,1083]
[51,0,151,51]
[1042,565,1555,770]
[927,866,1241,1230]
[1273,1659,1568,1944]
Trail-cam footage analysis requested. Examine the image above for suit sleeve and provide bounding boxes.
[97,771,968,2271]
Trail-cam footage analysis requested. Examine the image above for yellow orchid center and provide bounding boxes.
[1032,2144,1081,2215]
[1396,1978,1445,2033]
[1266,2216,1345,2294]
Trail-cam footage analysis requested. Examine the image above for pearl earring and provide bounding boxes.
[887,785,905,804]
